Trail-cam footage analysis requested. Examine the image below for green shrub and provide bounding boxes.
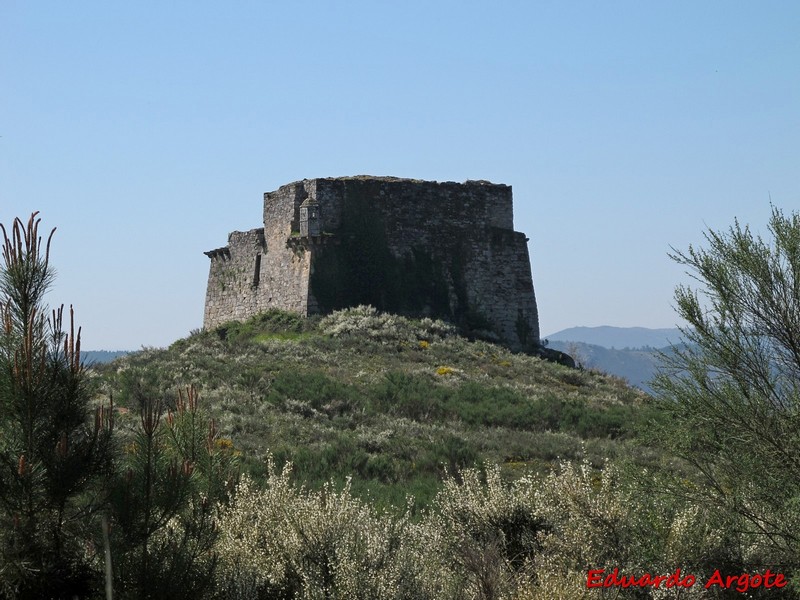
[214,309,316,344]
[270,369,360,416]
[371,372,447,421]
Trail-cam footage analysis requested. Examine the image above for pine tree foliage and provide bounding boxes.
[108,383,237,600]
[653,206,800,562]
[0,213,113,598]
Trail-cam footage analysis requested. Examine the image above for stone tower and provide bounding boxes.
[204,176,540,350]
[299,197,321,237]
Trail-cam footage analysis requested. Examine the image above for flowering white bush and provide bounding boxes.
[319,305,456,343]
[529,461,773,599]
[213,457,426,599]
[411,465,542,599]
[534,460,633,572]
[213,456,779,599]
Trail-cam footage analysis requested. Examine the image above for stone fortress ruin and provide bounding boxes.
[204,176,540,351]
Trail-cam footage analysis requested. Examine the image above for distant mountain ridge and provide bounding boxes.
[545,341,667,393]
[83,350,130,364]
[542,326,688,394]
[544,326,684,350]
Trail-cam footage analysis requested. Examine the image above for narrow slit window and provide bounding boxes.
[253,253,261,287]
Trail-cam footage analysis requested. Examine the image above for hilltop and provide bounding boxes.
[94,307,655,509]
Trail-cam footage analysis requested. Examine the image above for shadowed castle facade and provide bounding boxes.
[203,176,540,350]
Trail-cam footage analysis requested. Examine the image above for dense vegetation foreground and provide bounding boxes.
[3,210,800,598]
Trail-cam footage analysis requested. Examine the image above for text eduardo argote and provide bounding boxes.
[587,568,787,593]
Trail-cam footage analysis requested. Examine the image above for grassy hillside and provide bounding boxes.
[94,306,655,510]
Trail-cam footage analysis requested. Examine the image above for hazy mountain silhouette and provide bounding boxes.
[543,326,688,394]
[83,350,130,364]
[544,326,684,350]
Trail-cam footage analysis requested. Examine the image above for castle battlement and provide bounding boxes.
[204,176,539,350]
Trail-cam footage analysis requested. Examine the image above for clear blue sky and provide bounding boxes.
[2,2,798,349]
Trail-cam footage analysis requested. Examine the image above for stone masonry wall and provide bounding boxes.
[203,229,266,328]
[261,183,313,315]
[305,177,538,348]
[203,176,539,350]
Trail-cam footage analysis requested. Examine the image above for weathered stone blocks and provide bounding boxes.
[204,176,540,350]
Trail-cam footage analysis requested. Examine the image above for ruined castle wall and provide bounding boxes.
[204,176,539,350]
[304,179,343,231]
[460,229,540,347]
[308,178,538,348]
[260,183,313,315]
[204,183,312,330]
[203,229,266,329]
[311,177,513,236]
[263,181,306,236]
